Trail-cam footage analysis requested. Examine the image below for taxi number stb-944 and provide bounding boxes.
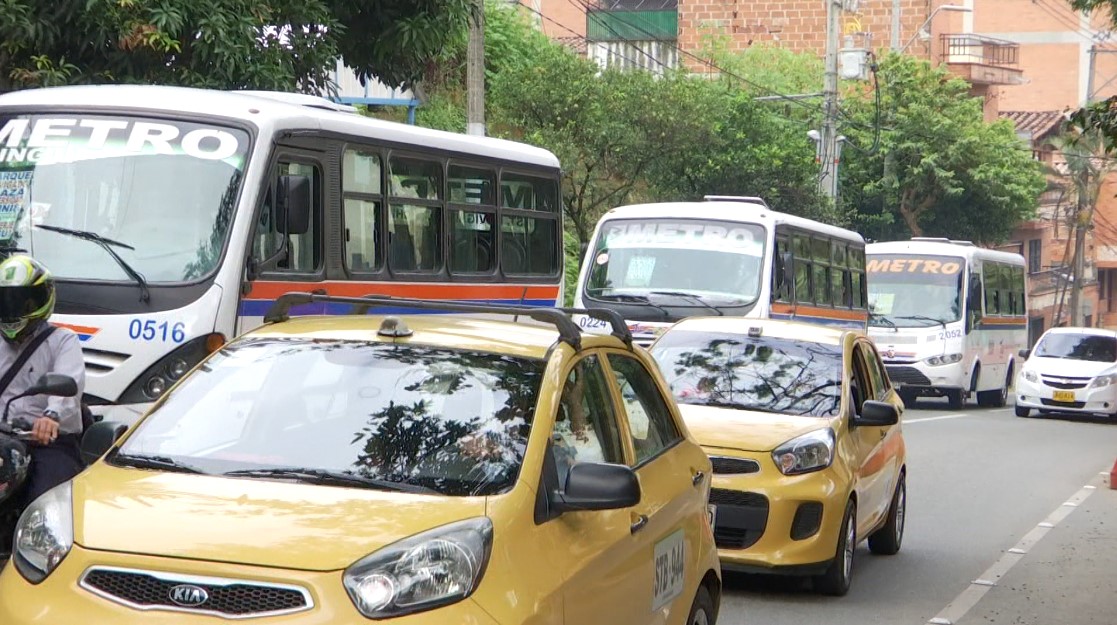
[653,529,686,611]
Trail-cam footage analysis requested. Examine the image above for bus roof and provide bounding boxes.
[867,239,1025,265]
[595,200,865,243]
[0,85,561,169]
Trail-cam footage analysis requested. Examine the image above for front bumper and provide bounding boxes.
[706,452,846,574]
[1016,377,1117,416]
[0,546,500,625]
[883,361,966,396]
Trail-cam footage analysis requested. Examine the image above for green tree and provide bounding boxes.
[839,54,1046,243]
[0,0,473,92]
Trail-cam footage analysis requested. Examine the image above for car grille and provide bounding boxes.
[885,366,932,386]
[709,488,769,550]
[710,456,761,475]
[1040,398,1087,409]
[80,568,312,618]
[1041,375,1090,390]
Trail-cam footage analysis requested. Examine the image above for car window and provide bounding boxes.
[849,345,873,416]
[858,342,890,400]
[552,355,626,488]
[117,339,544,497]
[651,329,843,417]
[607,353,682,465]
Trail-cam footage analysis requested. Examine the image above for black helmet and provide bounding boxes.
[0,434,31,506]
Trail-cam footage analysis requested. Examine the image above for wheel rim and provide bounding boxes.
[842,512,855,580]
[691,606,710,625]
[895,483,906,545]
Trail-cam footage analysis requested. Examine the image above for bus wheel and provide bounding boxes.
[946,388,965,410]
[977,369,1010,408]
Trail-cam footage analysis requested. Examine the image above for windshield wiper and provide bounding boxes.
[869,312,897,330]
[112,452,205,474]
[649,291,725,316]
[36,224,150,302]
[594,292,670,318]
[223,467,439,494]
[893,314,947,328]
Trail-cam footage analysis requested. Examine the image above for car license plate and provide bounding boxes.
[1053,390,1076,402]
[707,504,717,528]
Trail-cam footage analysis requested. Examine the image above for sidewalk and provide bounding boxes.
[953,473,1117,625]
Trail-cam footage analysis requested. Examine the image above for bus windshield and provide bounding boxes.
[584,218,765,303]
[0,114,250,283]
[867,254,965,327]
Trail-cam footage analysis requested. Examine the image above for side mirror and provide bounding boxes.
[552,462,641,512]
[1019,349,1031,359]
[856,400,900,426]
[277,174,312,236]
[25,373,78,398]
[80,421,128,466]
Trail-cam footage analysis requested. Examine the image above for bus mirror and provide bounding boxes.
[277,175,312,236]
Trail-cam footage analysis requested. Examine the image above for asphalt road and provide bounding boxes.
[716,397,1117,625]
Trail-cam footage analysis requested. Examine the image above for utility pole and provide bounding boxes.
[466,0,486,136]
[1069,170,1089,326]
[820,0,842,199]
[1087,44,1098,104]
[891,0,901,50]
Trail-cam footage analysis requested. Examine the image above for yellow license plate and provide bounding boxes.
[1053,390,1076,402]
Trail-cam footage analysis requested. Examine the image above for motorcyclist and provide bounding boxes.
[0,255,85,549]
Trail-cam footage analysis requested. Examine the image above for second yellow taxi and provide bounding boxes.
[649,317,907,596]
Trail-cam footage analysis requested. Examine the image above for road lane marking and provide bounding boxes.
[905,413,970,424]
[923,478,1100,625]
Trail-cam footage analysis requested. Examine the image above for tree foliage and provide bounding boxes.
[0,0,473,92]
[839,54,1046,244]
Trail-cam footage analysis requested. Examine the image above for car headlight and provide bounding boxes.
[343,517,493,619]
[1023,369,1038,383]
[1090,374,1117,388]
[13,481,73,584]
[772,429,835,476]
[926,353,963,366]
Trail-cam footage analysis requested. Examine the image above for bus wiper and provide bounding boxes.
[869,312,897,330]
[596,292,671,318]
[649,291,724,316]
[223,467,439,495]
[36,224,150,303]
[894,315,947,328]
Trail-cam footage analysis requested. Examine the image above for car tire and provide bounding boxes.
[1014,404,1031,418]
[868,474,905,556]
[814,499,856,596]
[946,388,965,410]
[685,585,717,625]
[898,388,918,408]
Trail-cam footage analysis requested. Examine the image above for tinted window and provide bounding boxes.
[607,354,682,464]
[116,339,544,497]
[651,330,843,417]
[1034,333,1117,362]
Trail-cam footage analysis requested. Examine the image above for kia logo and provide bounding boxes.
[169,584,209,608]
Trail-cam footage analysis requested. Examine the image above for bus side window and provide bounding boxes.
[253,161,321,273]
[967,272,984,330]
[793,234,811,304]
[773,237,792,302]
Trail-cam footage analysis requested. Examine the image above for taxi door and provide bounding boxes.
[540,353,652,625]
[600,351,709,625]
[849,340,895,531]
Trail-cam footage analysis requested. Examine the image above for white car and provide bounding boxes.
[1015,327,1117,418]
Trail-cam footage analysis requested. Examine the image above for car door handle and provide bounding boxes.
[692,470,705,487]
[630,514,649,534]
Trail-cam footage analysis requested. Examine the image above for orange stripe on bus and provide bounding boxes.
[770,302,869,322]
[51,322,100,335]
[246,281,561,301]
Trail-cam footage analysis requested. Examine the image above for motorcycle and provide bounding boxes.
[0,373,80,561]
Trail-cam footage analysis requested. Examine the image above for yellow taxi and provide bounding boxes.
[1,294,721,624]
[648,317,907,596]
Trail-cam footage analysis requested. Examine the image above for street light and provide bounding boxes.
[900,5,972,53]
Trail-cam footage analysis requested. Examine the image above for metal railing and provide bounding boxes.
[940,34,1020,67]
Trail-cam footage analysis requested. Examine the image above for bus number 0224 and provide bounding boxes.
[129,319,186,343]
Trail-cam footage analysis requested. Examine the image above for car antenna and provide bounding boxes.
[514,286,528,323]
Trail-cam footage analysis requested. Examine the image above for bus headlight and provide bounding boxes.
[926,353,963,366]
[118,333,225,403]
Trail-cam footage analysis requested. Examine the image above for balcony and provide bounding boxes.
[939,34,1026,86]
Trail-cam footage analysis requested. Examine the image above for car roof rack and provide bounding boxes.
[262,292,634,350]
[702,195,770,209]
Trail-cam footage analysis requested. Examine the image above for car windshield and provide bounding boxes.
[0,114,249,283]
[584,218,765,304]
[867,254,965,327]
[1034,333,1117,362]
[115,338,544,496]
[650,330,843,417]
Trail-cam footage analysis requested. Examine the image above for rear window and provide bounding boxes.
[1034,333,1117,363]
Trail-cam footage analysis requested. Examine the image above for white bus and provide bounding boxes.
[572,197,869,345]
[0,85,564,423]
[867,238,1027,410]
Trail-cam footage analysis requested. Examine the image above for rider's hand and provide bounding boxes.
[30,416,59,445]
